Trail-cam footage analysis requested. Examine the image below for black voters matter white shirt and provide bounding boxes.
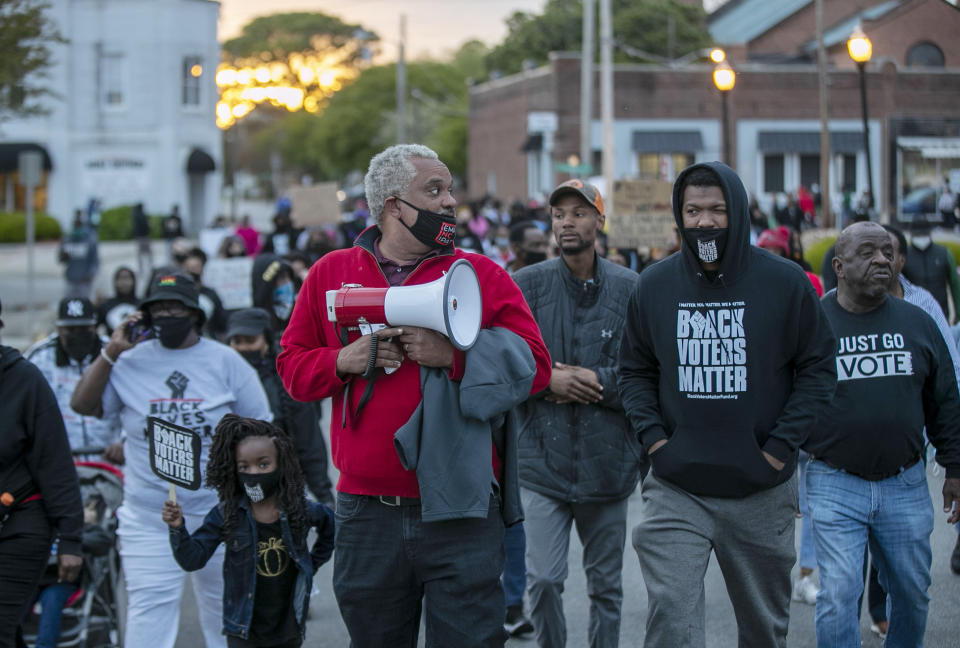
[808,292,960,479]
[102,338,272,513]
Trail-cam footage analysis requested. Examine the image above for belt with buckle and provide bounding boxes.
[815,454,921,482]
[371,495,421,507]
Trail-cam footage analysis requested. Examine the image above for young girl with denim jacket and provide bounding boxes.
[162,415,334,648]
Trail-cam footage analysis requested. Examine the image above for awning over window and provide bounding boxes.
[897,136,960,159]
[757,131,864,154]
[521,133,543,153]
[0,142,53,173]
[186,148,216,173]
[632,131,703,153]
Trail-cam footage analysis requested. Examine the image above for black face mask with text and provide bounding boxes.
[153,316,194,349]
[394,197,457,249]
[685,228,728,265]
[240,470,280,503]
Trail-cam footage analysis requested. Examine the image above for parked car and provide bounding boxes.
[900,186,939,223]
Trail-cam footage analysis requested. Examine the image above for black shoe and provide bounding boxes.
[951,534,960,575]
[504,605,534,637]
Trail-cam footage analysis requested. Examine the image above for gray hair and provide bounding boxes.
[364,144,439,224]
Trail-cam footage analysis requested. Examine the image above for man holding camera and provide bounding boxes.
[277,144,551,647]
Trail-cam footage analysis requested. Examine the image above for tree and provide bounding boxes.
[0,0,64,119]
[257,55,473,183]
[222,12,376,62]
[484,0,712,78]
[216,12,378,128]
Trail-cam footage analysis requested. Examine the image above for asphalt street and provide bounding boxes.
[1,240,958,647]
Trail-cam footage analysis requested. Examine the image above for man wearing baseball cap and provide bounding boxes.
[26,298,122,462]
[71,273,271,648]
[512,179,645,647]
[226,308,334,505]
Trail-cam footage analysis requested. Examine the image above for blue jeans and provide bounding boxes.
[34,583,79,648]
[502,523,526,609]
[797,451,817,570]
[333,493,505,647]
[807,459,933,648]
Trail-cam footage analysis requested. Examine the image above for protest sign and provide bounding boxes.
[288,182,341,227]
[607,179,675,249]
[148,417,202,491]
[202,257,253,310]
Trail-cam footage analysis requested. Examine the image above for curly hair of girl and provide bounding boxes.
[205,414,308,543]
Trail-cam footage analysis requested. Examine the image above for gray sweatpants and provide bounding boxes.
[522,487,629,648]
[632,474,797,648]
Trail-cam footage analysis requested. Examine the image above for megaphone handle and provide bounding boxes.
[360,334,380,380]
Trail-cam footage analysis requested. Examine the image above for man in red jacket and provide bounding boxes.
[277,144,551,647]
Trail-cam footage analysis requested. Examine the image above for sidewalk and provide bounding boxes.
[0,240,167,351]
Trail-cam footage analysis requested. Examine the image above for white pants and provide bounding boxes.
[117,502,226,648]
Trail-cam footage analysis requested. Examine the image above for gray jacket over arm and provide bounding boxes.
[394,327,536,523]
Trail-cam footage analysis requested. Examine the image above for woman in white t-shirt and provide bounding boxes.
[72,272,272,648]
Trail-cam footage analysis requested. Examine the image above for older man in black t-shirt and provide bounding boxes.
[808,221,960,647]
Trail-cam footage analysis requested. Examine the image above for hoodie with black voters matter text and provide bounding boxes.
[618,162,837,498]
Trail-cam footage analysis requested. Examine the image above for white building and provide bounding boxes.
[0,0,221,232]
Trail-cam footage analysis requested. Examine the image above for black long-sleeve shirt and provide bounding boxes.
[0,346,83,554]
[808,293,960,478]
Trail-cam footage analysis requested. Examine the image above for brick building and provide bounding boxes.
[467,0,960,220]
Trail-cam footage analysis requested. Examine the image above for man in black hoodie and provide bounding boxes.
[0,298,83,646]
[618,162,837,647]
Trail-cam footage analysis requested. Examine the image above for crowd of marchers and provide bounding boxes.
[2,143,960,648]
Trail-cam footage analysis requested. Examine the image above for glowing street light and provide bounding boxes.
[846,24,872,64]
[847,22,875,211]
[712,60,736,166]
[709,48,726,64]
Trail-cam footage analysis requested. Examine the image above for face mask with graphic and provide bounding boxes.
[61,331,99,360]
[273,283,294,321]
[394,197,457,249]
[912,235,932,251]
[240,470,280,503]
[153,316,194,349]
[685,228,728,264]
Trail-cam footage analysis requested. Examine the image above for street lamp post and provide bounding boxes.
[847,23,875,211]
[712,61,736,167]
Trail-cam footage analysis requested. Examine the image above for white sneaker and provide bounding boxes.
[792,573,819,605]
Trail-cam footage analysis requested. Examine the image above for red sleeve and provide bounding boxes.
[277,258,349,402]
[474,256,551,394]
[806,272,824,298]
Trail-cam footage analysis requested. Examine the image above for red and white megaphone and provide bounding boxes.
[325,259,482,350]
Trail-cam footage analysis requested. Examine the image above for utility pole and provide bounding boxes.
[18,151,42,341]
[580,0,594,172]
[396,14,407,144]
[816,0,832,227]
[600,0,614,212]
